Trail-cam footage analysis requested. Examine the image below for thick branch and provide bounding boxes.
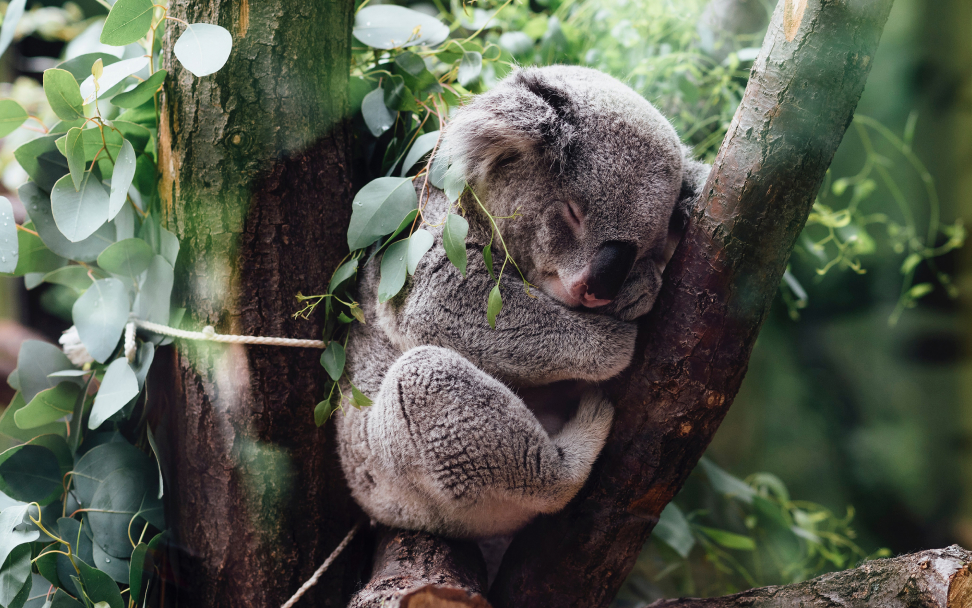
[651,546,972,608]
[349,527,490,608]
[489,0,896,606]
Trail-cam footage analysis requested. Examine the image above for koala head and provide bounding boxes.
[445,65,709,321]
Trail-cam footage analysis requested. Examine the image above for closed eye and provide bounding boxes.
[565,200,583,230]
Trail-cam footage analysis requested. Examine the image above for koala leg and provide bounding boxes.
[359,345,614,538]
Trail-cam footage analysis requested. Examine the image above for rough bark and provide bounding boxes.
[484,0,896,605]
[152,0,360,606]
[651,545,972,608]
[348,527,490,608]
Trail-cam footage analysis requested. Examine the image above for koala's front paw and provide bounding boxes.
[574,389,615,447]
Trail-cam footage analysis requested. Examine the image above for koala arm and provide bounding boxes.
[386,243,637,386]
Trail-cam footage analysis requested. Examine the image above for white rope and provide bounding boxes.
[132,319,325,349]
[281,522,361,608]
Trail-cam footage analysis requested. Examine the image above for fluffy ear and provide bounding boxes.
[444,68,577,185]
[659,147,710,272]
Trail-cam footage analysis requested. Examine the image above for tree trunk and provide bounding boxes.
[153,0,360,606]
[490,0,896,605]
[651,545,972,608]
[349,0,899,605]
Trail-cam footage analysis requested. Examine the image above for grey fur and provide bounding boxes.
[337,66,709,539]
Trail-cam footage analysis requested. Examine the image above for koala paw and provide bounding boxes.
[574,389,615,445]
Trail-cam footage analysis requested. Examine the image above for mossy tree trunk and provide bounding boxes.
[153,1,361,606]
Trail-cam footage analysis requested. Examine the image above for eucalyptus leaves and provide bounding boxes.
[0,2,231,606]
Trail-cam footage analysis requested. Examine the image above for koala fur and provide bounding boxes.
[337,66,709,539]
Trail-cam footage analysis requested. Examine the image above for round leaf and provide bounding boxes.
[0,437,68,505]
[0,100,27,138]
[0,505,40,571]
[132,255,173,325]
[361,87,395,137]
[353,6,449,50]
[19,183,114,263]
[173,24,233,77]
[96,238,153,280]
[442,213,468,277]
[88,359,139,430]
[72,277,130,363]
[42,265,94,293]
[347,177,418,250]
[100,0,154,47]
[51,173,110,243]
[406,229,433,275]
[71,442,152,507]
[14,383,80,430]
[77,560,124,608]
[377,239,409,303]
[79,57,149,106]
[16,340,79,404]
[0,196,17,273]
[320,342,346,382]
[91,541,130,584]
[87,468,150,558]
[43,69,84,122]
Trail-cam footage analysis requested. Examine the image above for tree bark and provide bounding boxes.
[489,0,895,605]
[348,527,490,608]
[651,545,972,608]
[152,0,360,606]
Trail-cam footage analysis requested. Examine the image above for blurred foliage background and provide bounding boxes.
[0,0,969,605]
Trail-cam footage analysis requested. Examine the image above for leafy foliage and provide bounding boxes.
[0,2,232,605]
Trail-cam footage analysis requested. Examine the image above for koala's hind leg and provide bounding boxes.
[368,345,613,538]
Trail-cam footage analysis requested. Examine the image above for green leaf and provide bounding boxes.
[0,197,16,274]
[328,258,358,294]
[377,239,409,303]
[393,52,441,94]
[51,173,110,243]
[107,140,136,220]
[0,0,27,59]
[50,588,84,608]
[442,161,466,202]
[0,100,27,137]
[72,277,130,363]
[400,131,440,176]
[442,214,468,277]
[371,210,418,260]
[652,503,695,558]
[97,238,153,280]
[483,245,496,281]
[91,541,130,583]
[348,304,365,324]
[0,544,31,608]
[16,340,78,404]
[314,394,337,426]
[382,74,407,111]
[88,359,139,430]
[15,135,66,191]
[406,229,433,275]
[43,69,84,122]
[320,342,346,382]
[698,526,756,551]
[350,384,372,409]
[14,383,80,429]
[173,23,233,77]
[110,69,166,108]
[100,0,154,46]
[77,57,149,105]
[699,457,755,504]
[5,227,63,277]
[906,282,934,300]
[0,392,65,444]
[56,53,120,83]
[133,255,173,325]
[78,560,124,608]
[458,52,483,86]
[0,506,38,581]
[19,183,114,262]
[347,177,418,250]
[361,87,395,137]
[487,284,502,329]
[42,266,93,293]
[88,468,153,558]
[128,542,153,606]
[0,435,70,505]
[353,6,449,49]
[72,442,152,507]
[62,127,86,192]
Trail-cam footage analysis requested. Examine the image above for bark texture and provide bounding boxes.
[348,527,490,608]
[484,0,895,605]
[153,0,360,606]
[651,545,972,608]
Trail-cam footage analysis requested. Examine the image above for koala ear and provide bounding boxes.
[444,68,577,184]
[659,147,710,273]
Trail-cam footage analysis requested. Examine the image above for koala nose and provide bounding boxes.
[586,240,638,302]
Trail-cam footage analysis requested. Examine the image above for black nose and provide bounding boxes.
[587,241,638,301]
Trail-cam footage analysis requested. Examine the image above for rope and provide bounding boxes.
[132,319,325,349]
[281,522,361,608]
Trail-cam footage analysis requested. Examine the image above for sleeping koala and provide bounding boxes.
[337,65,709,539]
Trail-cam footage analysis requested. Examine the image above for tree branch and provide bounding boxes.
[348,527,490,608]
[489,0,897,605]
[651,546,972,608]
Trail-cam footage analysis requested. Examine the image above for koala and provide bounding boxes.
[337,65,709,540]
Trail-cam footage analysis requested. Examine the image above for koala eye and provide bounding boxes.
[564,200,584,231]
